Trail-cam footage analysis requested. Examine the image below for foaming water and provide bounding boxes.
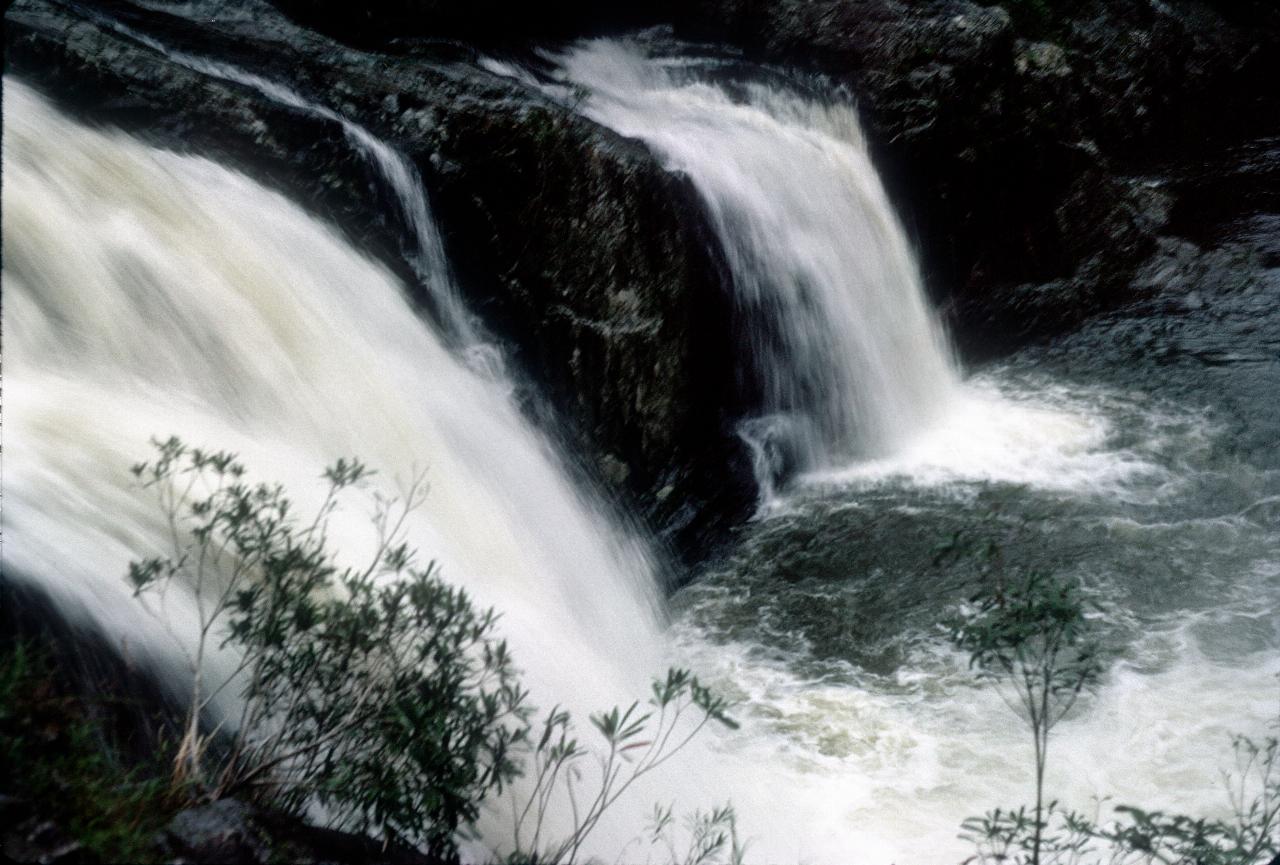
[559,40,960,476]
[658,357,1278,863]
[801,374,1198,498]
[92,14,482,350]
[2,81,669,850]
[666,607,1279,864]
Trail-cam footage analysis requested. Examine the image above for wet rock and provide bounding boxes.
[165,800,269,865]
[674,0,1280,347]
[2,815,90,864]
[1014,40,1069,78]
[1132,237,1261,305]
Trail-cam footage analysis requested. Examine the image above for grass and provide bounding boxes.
[0,639,188,863]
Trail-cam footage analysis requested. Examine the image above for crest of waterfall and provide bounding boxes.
[2,78,664,737]
[559,40,961,482]
[89,15,483,354]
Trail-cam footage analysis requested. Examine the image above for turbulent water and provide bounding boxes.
[558,39,1280,864]
[558,41,960,485]
[1,80,669,850]
[7,27,1280,865]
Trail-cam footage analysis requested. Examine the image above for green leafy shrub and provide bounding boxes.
[948,540,1280,865]
[128,436,527,860]
[948,559,1104,865]
[504,667,741,864]
[128,436,740,863]
[960,733,1280,865]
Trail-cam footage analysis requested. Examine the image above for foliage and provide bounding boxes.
[504,667,742,864]
[644,802,747,865]
[0,640,182,862]
[960,735,1280,865]
[949,540,1280,865]
[1094,730,1280,865]
[950,564,1105,864]
[960,802,1096,865]
[127,436,527,860]
[937,520,1107,865]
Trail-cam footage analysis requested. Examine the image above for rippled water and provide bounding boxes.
[669,206,1280,861]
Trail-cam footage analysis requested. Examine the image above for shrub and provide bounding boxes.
[949,564,1104,865]
[128,436,740,863]
[128,436,527,860]
[948,541,1280,865]
[505,667,742,864]
[960,731,1280,865]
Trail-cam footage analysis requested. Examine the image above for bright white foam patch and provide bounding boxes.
[800,374,1197,498]
[666,615,1280,865]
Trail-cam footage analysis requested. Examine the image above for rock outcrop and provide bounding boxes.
[670,0,1280,351]
[8,0,1279,557]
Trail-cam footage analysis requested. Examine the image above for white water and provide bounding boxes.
[558,41,960,476]
[550,39,1279,865]
[666,611,1280,864]
[8,38,1275,865]
[555,40,1164,506]
[2,79,669,849]
[94,17,483,352]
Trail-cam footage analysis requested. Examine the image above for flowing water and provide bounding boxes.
[557,40,961,487]
[557,39,1280,863]
[7,25,1280,865]
[94,12,483,351]
[1,80,668,853]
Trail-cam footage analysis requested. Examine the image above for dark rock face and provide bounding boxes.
[270,0,674,43]
[5,0,751,563]
[160,799,440,864]
[165,800,269,864]
[1,809,87,865]
[672,0,1280,352]
[420,99,749,551]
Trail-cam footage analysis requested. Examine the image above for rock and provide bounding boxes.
[598,453,632,486]
[1015,40,1070,78]
[165,800,268,865]
[1131,237,1261,305]
[159,797,442,864]
[672,0,1280,348]
[2,816,90,864]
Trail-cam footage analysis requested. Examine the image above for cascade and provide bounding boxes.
[91,16,482,351]
[2,76,664,763]
[559,40,961,486]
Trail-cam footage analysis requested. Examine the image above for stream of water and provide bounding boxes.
[559,38,1280,863]
[6,29,1279,864]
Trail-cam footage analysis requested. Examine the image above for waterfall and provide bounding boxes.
[2,76,665,759]
[558,40,961,485]
[88,15,482,353]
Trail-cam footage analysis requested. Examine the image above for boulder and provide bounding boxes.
[165,800,268,865]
